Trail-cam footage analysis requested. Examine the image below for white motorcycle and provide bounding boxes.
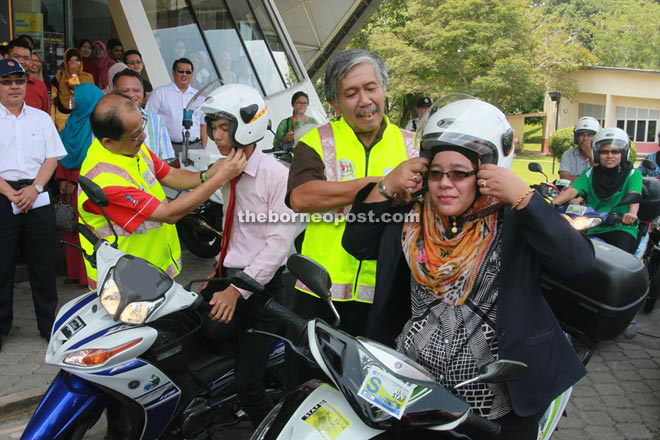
[249,255,542,440]
[22,176,284,440]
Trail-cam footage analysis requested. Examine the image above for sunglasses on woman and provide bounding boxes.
[428,169,477,182]
[599,148,622,155]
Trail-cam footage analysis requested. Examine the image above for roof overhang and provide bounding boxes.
[275,0,383,80]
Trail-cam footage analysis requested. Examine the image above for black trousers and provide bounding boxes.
[200,266,285,427]
[284,290,372,391]
[0,194,57,336]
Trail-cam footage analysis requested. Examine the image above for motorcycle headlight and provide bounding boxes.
[569,216,602,231]
[652,216,660,231]
[100,268,164,324]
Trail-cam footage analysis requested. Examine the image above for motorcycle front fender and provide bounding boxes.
[22,370,107,440]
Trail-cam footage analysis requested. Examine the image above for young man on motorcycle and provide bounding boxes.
[199,84,297,427]
[80,93,244,288]
[558,116,600,182]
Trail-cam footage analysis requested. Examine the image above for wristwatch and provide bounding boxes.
[377,179,397,201]
[33,183,44,193]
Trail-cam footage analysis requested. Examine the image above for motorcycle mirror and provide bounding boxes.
[454,359,527,389]
[642,159,657,171]
[287,254,341,326]
[617,191,642,207]
[478,359,528,383]
[78,176,119,247]
[287,254,332,300]
[527,162,548,181]
[78,176,109,207]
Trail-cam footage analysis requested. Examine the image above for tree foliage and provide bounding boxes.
[350,0,657,125]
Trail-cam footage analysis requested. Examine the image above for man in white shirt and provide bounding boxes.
[559,116,600,181]
[146,58,208,156]
[0,59,67,351]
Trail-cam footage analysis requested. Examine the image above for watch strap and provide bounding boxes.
[377,179,397,201]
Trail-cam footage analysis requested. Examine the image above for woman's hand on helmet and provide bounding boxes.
[209,148,248,184]
[381,157,429,203]
[477,164,531,206]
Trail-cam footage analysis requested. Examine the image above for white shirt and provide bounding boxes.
[145,82,204,144]
[0,102,66,181]
[559,147,591,177]
[405,117,420,132]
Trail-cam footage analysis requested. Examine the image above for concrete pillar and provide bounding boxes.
[604,94,615,127]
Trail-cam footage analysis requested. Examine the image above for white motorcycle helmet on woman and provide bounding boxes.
[416,94,515,169]
[592,127,631,165]
[199,83,269,147]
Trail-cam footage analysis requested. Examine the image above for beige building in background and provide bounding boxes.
[543,67,660,154]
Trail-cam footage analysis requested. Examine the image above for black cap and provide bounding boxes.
[416,97,432,108]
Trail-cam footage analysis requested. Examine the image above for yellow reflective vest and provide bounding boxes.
[296,116,417,303]
[78,139,181,289]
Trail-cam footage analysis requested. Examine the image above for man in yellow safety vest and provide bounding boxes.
[79,93,246,288]
[286,49,428,335]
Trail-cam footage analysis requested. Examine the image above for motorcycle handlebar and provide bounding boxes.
[463,412,501,437]
[78,224,99,247]
[263,298,308,339]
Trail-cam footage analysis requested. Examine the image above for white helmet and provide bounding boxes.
[574,116,600,144]
[592,127,631,164]
[199,84,269,147]
[417,94,514,169]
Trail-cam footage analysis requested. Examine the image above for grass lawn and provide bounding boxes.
[512,153,556,185]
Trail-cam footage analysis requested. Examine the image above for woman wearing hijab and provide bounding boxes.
[56,83,105,286]
[104,62,128,93]
[342,96,593,439]
[78,39,93,73]
[51,48,94,131]
[88,40,115,90]
[553,127,641,253]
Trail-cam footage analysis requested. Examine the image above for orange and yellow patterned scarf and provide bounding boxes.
[403,194,503,305]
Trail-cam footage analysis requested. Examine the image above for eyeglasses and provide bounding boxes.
[599,149,622,156]
[428,169,477,182]
[126,60,143,66]
[176,69,192,75]
[115,117,147,143]
[0,77,27,86]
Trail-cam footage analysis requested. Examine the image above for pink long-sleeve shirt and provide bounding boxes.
[221,148,297,298]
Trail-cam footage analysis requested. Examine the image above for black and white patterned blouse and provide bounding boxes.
[397,213,511,420]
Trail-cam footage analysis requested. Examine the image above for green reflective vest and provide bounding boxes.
[78,139,181,289]
[296,116,417,303]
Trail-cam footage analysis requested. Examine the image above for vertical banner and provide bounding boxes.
[43,32,65,81]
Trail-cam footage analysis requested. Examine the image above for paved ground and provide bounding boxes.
[0,249,659,439]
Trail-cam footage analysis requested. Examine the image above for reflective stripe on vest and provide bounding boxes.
[297,118,417,303]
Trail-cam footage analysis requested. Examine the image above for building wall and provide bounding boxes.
[544,68,660,153]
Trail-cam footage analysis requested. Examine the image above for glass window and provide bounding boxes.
[617,120,625,130]
[636,120,647,142]
[140,0,219,87]
[626,120,636,140]
[648,121,657,142]
[189,0,260,90]
[248,0,299,87]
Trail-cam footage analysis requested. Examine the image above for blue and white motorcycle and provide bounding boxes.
[21,176,284,440]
